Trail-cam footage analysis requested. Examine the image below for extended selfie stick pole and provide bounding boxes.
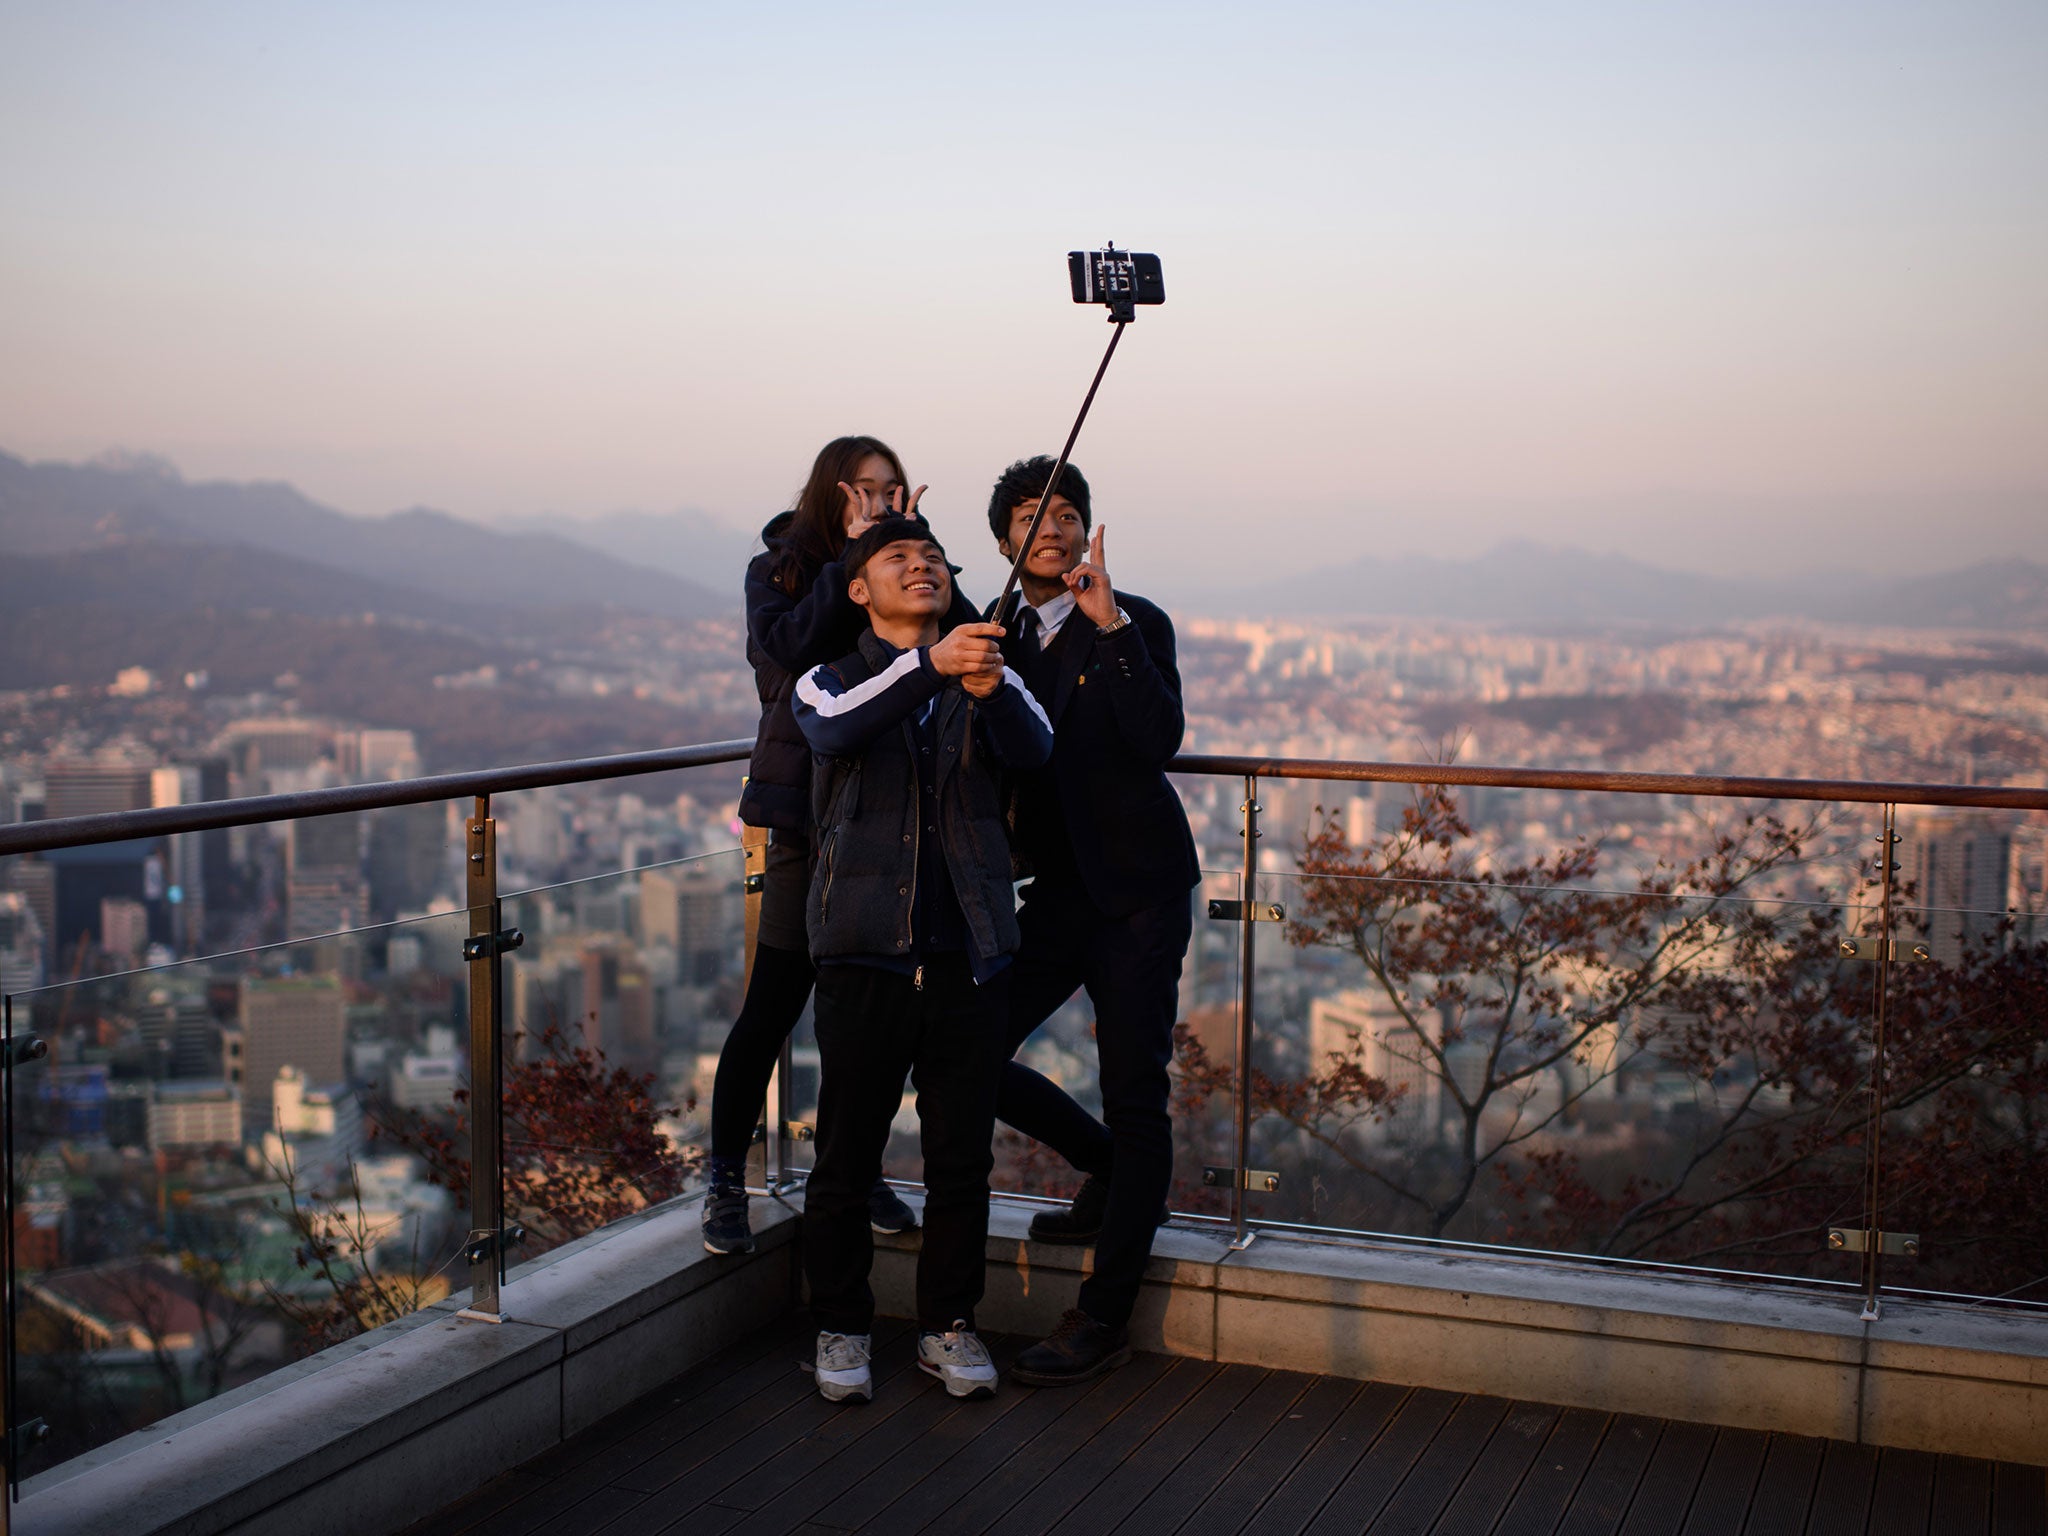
[983,319,1127,626]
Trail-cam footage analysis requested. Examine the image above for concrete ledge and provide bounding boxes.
[872,1196,2048,1468]
[17,1196,803,1536]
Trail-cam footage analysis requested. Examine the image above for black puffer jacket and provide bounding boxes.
[737,511,976,831]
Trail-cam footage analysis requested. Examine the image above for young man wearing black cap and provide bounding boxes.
[984,456,1201,1385]
[791,514,1053,1404]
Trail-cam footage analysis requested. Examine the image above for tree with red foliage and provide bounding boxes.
[1174,782,2048,1298]
[386,1022,694,1253]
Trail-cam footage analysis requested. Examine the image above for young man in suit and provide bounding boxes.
[984,456,1201,1386]
[792,514,1054,1403]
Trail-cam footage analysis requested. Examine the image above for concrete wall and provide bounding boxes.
[16,1199,802,1536]
[872,1200,2048,1469]
[19,1187,2045,1536]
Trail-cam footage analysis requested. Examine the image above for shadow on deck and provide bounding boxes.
[416,1314,2045,1536]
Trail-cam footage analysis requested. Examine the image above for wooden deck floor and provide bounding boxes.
[416,1316,2045,1536]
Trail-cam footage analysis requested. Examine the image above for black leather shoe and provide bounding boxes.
[1012,1308,1132,1387]
[1027,1176,1169,1245]
[1027,1175,1110,1244]
[868,1178,919,1235]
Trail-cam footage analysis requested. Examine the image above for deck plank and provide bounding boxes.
[1363,1393,1512,1534]
[1164,1375,1361,1536]
[1803,1441,1880,1536]
[946,1358,1217,1536]
[1991,1462,2047,1536]
[1617,1419,1715,1536]
[1036,1364,1272,1536]
[1930,1458,1993,1536]
[1864,1449,1937,1536]
[1299,1386,1462,1535]
[609,1321,916,1501]
[1239,1381,1411,1536]
[1554,1415,1661,1536]
[853,1351,1174,1535]
[1492,1408,1610,1536]
[1423,1400,1560,1535]
[1739,1433,1826,1536]
[519,1314,813,1486]
[1677,1430,1770,1536]
[660,1329,930,1520]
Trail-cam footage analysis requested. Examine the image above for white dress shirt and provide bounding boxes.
[1020,589,1079,650]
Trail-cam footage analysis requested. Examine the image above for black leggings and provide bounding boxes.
[709,939,817,1160]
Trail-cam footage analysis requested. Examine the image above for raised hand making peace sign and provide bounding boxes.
[1062,524,1118,628]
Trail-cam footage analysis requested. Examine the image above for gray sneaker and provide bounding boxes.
[814,1331,872,1402]
[917,1321,998,1399]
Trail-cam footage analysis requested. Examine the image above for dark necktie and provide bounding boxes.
[1017,605,1042,651]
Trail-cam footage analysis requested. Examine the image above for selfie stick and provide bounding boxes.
[983,319,1127,626]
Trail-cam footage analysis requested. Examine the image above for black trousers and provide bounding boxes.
[804,954,1008,1335]
[996,877,1193,1328]
[709,831,814,1161]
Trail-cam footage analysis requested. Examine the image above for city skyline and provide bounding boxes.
[3,3,2045,595]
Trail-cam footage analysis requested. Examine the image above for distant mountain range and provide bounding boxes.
[1200,540,2048,632]
[0,449,728,624]
[4,450,2044,645]
[497,507,762,596]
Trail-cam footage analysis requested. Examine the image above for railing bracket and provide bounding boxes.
[3,1033,48,1068]
[462,927,525,961]
[1204,1166,1280,1193]
[1836,936,1929,963]
[8,1418,50,1465]
[785,1120,816,1143]
[1209,900,1284,923]
[463,1224,528,1265]
[1828,1227,1919,1257]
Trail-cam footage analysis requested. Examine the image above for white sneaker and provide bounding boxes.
[815,1331,873,1402]
[918,1321,998,1399]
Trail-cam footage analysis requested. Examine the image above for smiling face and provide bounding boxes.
[849,537,952,626]
[842,452,905,538]
[999,495,1086,583]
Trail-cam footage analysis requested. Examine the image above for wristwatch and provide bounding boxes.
[1097,607,1132,636]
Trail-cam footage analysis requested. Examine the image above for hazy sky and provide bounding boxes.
[3,2,2044,597]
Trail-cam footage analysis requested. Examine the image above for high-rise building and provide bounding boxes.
[150,765,216,954]
[0,891,46,997]
[288,815,366,937]
[582,941,655,1067]
[215,719,332,782]
[1902,811,2013,966]
[232,976,347,1138]
[639,864,738,985]
[366,801,449,919]
[44,761,153,820]
[341,729,421,783]
[148,1082,242,1150]
[1308,988,1444,1144]
[99,897,150,963]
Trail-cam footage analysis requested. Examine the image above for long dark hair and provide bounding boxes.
[768,435,908,595]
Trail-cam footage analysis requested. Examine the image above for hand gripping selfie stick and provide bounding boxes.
[983,243,1165,626]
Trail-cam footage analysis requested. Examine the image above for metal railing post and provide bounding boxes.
[739,824,790,1193]
[460,797,509,1322]
[1861,803,1900,1321]
[1231,775,1260,1251]
[1,999,50,1513]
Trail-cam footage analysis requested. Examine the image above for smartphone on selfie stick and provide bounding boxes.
[984,244,1164,621]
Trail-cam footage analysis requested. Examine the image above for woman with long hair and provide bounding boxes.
[704,434,961,1252]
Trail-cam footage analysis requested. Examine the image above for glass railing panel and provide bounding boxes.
[1229,783,1894,1288]
[983,871,1241,1221]
[3,904,480,1476]
[1870,889,2048,1312]
[499,848,745,1256]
